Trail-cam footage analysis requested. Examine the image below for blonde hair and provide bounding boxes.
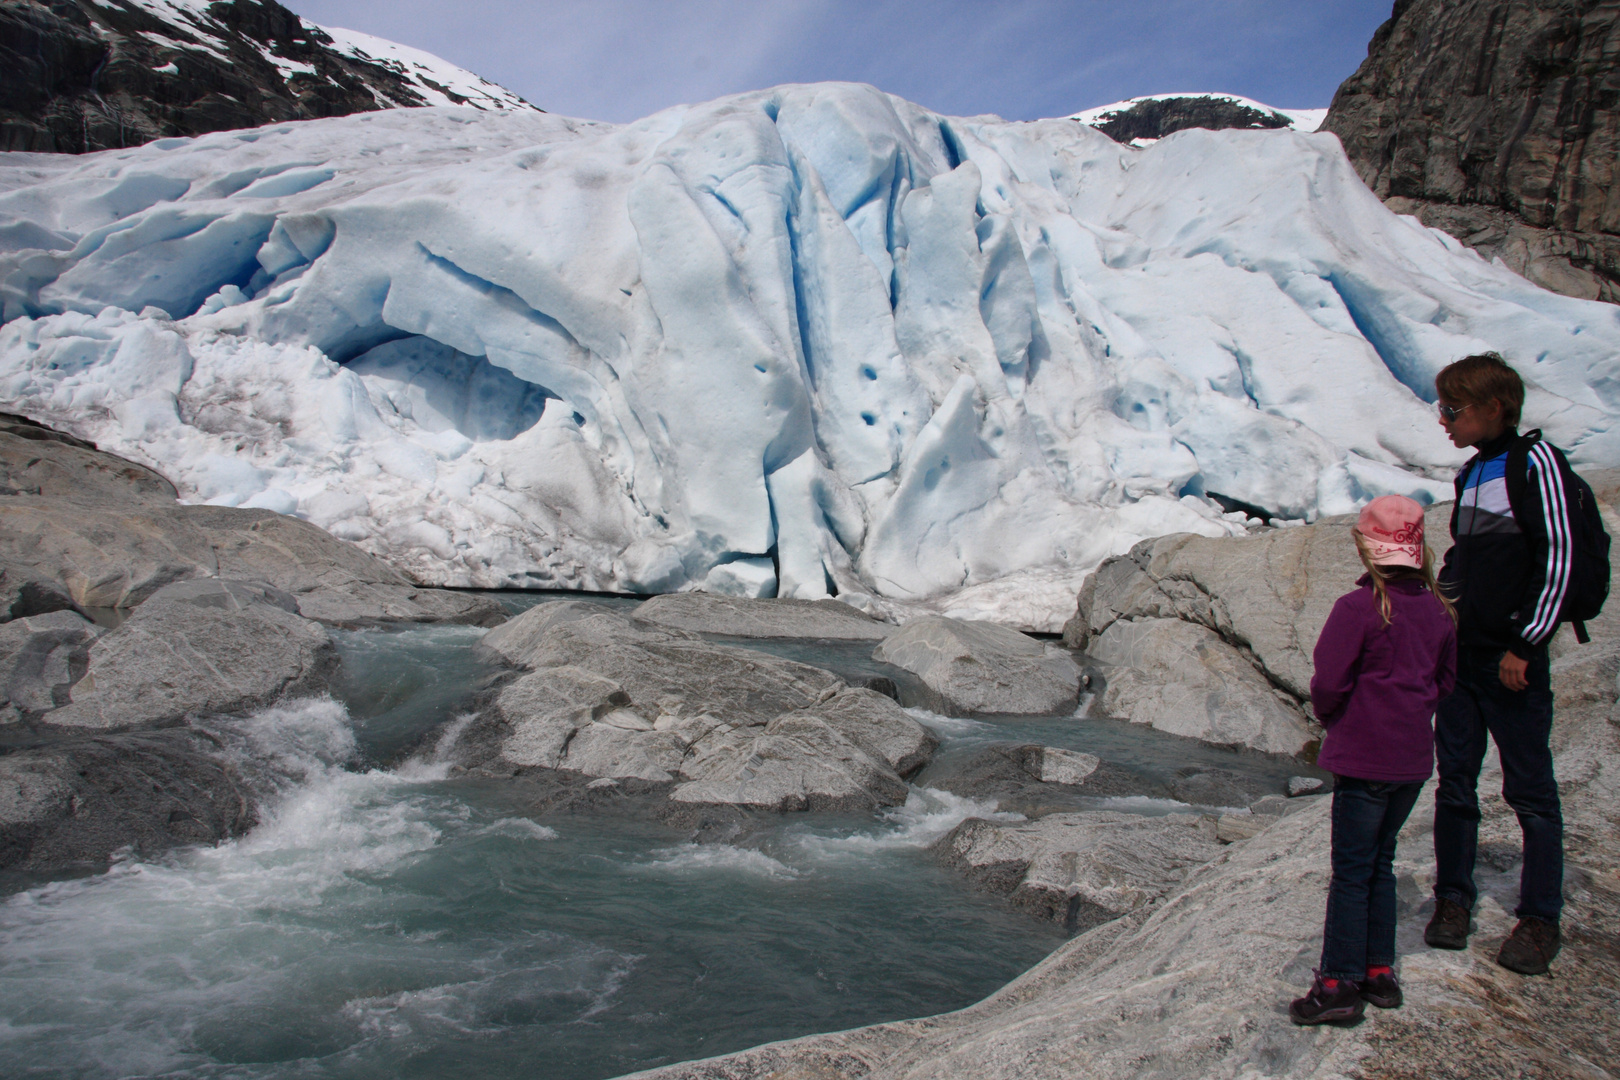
[1353,530,1457,626]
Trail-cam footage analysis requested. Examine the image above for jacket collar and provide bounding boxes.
[1356,572,1428,593]
[1473,427,1519,461]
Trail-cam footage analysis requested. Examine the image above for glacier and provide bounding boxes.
[2,83,1619,630]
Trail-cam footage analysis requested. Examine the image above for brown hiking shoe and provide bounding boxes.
[1497,917,1561,975]
[1424,897,1471,950]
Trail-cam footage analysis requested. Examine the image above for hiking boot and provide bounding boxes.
[1289,971,1366,1025]
[1424,897,1472,950]
[1497,917,1561,975]
[1359,970,1403,1009]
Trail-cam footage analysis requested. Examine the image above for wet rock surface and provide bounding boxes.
[932,811,1224,928]
[42,578,337,730]
[1323,0,1620,303]
[0,727,254,874]
[1165,765,1279,809]
[922,743,1165,819]
[467,602,937,812]
[632,592,893,641]
[873,616,1082,716]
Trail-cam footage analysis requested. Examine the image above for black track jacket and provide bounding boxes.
[1440,428,1576,657]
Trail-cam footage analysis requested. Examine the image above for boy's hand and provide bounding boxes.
[1499,651,1529,692]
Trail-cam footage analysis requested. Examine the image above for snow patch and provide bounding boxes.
[317,25,535,112]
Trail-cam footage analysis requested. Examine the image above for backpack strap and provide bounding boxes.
[1502,429,1542,537]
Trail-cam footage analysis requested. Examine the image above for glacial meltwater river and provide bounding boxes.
[0,596,1316,1080]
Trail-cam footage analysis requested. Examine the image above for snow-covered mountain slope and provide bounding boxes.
[0,0,536,154]
[2,84,1618,629]
[286,21,531,111]
[1073,94,1326,147]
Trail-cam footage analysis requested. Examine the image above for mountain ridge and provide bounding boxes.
[0,0,537,154]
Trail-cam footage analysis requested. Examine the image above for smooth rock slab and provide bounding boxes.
[933,810,1223,926]
[475,604,936,811]
[0,499,217,610]
[188,505,506,628]
[632,592,893,640]
[1089,616,1315,756]
[0,609,101,720]
[0,418,177,506]
[0,423,504,626]
[873,615,1082,715]
[670,711,911,811]
[43,579,337,729]
[1065,504,1452,699]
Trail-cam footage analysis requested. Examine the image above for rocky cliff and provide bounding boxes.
[1075,95,1300,145]
[0,0,536,153]
[1323,0,1620,303]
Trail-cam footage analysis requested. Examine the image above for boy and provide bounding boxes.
[1427,352,1569,975]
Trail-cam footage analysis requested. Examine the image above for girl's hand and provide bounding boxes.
[1499,651,1529,692]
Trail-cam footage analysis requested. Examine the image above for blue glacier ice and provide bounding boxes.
[2,83,1618,629]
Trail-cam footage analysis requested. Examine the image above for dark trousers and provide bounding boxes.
[1433,646,1563,922]
[1320,776,1425,982]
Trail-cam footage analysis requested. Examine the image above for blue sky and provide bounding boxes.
[281,1,1396,124]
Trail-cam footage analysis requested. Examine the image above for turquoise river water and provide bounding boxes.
[0,595,1316,1079]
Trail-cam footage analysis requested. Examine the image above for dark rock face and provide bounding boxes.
[1323,0,1620,302]
[1083,96,1292,144]
[0,0,535,154]
[0,727,255,873]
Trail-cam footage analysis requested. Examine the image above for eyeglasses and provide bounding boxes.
[1436,402,1474,422]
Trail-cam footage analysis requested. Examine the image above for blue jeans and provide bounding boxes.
[1433,646,1563,922]
[1320,776,1424,982]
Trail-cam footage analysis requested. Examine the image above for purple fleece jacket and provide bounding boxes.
[1311,574,1458,783]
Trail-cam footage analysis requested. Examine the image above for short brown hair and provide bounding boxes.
[1435,352,1523,427]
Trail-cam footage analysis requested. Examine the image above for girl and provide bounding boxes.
[1290,494,1458,1025]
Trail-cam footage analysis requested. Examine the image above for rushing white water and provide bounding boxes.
[639,844,803,879]
[0,680,1061,1078]
[0,619,1319,1080]
[786,787,1024,862]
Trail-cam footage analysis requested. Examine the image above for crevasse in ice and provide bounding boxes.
[2,84,1617,629]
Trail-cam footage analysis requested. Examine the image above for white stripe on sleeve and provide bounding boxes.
[1524,443,1573,644]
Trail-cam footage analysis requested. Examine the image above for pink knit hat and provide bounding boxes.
[1355,495,1425,569]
